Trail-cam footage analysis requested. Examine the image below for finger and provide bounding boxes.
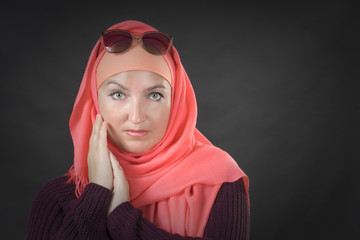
[91,114,103,137]
[89,115,103,147]
[109,152,117,167]
[98,121,108,150]
[109,152,126,179]
[109,152,122,171]
[99,120,107,138]
[109,153,119,179]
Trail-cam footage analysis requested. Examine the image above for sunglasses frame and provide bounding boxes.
[98,29,173,56]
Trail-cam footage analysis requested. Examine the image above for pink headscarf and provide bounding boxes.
[67,20,248,237]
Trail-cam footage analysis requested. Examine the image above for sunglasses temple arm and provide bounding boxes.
[95,41,101,58]
[169,45,174,58]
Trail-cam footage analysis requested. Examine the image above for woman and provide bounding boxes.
[26,20,249,239]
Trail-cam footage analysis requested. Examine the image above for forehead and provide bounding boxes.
[101,70,171,90]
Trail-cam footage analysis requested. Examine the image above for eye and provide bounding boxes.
[149,92,163,101]
[111,92,125,100]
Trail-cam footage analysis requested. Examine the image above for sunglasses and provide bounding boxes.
[99,29,173,56]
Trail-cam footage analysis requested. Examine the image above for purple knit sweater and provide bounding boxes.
[26,176,249,239]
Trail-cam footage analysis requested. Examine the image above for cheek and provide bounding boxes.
[101,108,125,130]
[98,96,123,125]
[98,100,124,144]
[97,93,107,116]
[98,97,111,121]
[153,104,171,133]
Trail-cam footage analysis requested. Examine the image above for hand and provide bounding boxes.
[88,114,113,190]
[108,151,130,216]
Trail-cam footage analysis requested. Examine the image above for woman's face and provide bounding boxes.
[98,70,172,154]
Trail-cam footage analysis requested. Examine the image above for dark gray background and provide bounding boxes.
[0,0,358,239]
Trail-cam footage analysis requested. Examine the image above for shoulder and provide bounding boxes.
[220,177,246,190]
[216,177,248,205]
[191,143,247,183]
[27,176,78,239]
[33,175,77,205]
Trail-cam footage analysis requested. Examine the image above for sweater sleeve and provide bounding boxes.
[26,176,112,240]
[106,177,249,240]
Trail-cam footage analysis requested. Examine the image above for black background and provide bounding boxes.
[0,0,358,239]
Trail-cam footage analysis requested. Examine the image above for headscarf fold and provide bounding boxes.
[67,20,248,237]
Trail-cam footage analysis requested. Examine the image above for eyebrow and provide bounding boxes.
[106,82,129,91]
[145,85,166,92]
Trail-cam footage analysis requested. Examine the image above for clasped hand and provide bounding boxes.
[88,114,130,215]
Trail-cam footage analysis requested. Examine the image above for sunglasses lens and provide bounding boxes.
[103,31,132,53]
[142,32,171,55]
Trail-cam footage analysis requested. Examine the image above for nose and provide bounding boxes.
[128,99,146,124]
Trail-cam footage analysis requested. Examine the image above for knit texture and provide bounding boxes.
[26,176,249,239]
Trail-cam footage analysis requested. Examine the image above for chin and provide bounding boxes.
[124,146,152,154]
[116,141,153,154]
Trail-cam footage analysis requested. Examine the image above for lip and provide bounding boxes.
[125,129,149,137]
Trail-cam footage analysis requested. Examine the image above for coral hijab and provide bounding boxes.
[67,20,248,237]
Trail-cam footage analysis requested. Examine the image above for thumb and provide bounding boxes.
[109,152,129,196]
[109,152,125,176]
